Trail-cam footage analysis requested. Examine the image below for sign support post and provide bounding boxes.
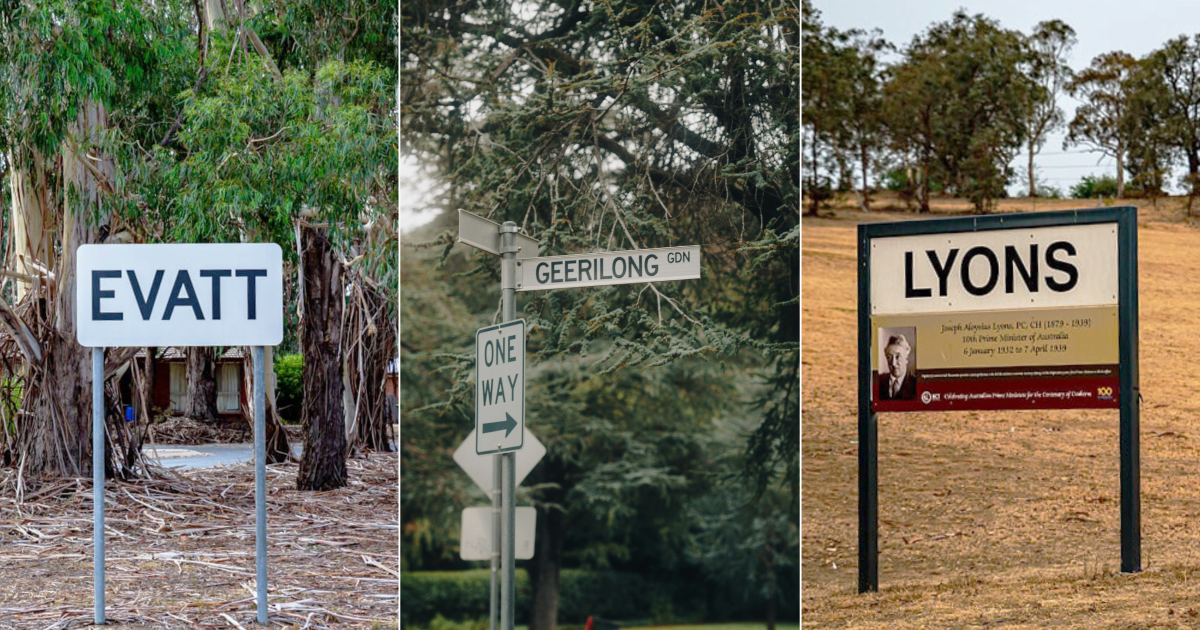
[490,455,501,630]
[499,222,519,630]
[1118,210,1141,573]
[855,226,877,593]
[93,347,106,624]
[253,345,269,624]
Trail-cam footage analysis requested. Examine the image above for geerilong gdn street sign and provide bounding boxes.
[76,243,284,347]
[476,319,525,455]
[517,245,700,292]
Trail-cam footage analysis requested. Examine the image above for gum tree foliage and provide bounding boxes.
[125,2,397,488]
[1065,51,1141,198]
[883,11,1041,211]
[883,11,1037,212]
[0,0,192,477]
[1137,35,1200,199]
[402,0,797,626]
[801,0,888,213]
[1023,20,1075,198]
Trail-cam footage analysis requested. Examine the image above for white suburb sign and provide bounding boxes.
[476,319,525,455]
[77,243,284,347]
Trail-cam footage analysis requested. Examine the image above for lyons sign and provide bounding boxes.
[856,207,1140,593]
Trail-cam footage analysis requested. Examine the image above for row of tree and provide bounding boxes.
[804,1,1200,213]
[0,0,396,490]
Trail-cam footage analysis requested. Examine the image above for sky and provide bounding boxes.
[399,156,439,232]
[815,0,1200,195]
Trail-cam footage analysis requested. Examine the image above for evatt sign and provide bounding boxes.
[77,243,283,347]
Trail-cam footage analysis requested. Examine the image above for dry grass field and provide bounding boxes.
[802,194,1200,629]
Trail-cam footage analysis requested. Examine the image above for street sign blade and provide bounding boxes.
[460,506,536,561]
[458,210,540,260]
[475,319,526,454]
[458,210,501,255]
[512,232,539,260]
[516,245,701,291]
[454,427,547,494]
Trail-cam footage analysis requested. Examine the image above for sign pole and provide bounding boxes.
[490,454,501,630]
[1118,209,1141,573]
[253,345,269,624]
[93,347,106,624]
[499,222,519,630]
[856,227,878,593]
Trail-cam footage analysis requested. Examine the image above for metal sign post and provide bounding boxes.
[253,345,269,624]
[93,348,106,625]
[499,223,519,630]
[490,455,501,630]
[453,426,546,630]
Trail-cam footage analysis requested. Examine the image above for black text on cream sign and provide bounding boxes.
[904,242,1079,299]
[92,268,268,321]
[479,333,520,406]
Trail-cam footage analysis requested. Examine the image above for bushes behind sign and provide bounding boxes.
[274,353,304,423]
[401,569,653,625]
[400,568,798,626]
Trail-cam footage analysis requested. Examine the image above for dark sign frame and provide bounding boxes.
[856,206,1139,593]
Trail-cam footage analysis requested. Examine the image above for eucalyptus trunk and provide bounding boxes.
[345,281,395,452]
[14,102,113,477]
[9,149,53,303]
[296,226,346,490]
[242,347,291,463]
[1116,142,1126,198]
[186,347,218,420]
[1028,145,1037,197]
[859,144,871,211]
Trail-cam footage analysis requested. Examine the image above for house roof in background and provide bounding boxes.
[133,347,246,361]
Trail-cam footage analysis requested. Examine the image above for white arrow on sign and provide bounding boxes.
[460,506,536,561]
[454,426,546,495]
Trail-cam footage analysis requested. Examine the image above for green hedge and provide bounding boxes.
[401,569,798,626]
[274,353,303,422]
[401,569,530,626]
[401,569,653,626]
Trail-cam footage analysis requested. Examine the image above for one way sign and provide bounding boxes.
[476,319,525,454]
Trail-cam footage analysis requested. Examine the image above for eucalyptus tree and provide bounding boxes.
[402,0,797,627]
[1140,36,1200,199]
[0,0,191,477]
[1065,51,1141,198]
[801,1,888,212]
[801,0,839,214]
[884,11,1036,212]
[140,6,396,487]
[1023,20,1076,197]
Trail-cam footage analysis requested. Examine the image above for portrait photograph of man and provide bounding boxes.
[877,327,918,401]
